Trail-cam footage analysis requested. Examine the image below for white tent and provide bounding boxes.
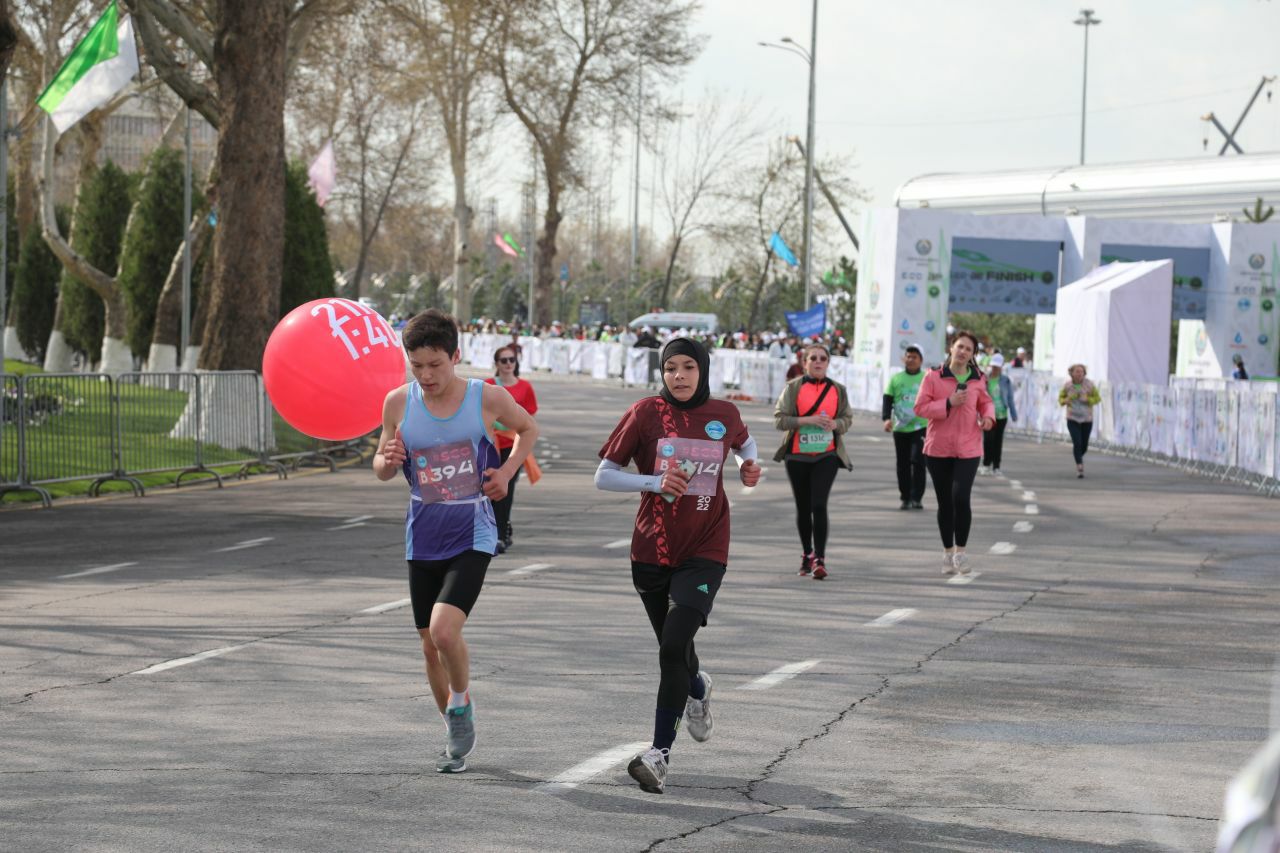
[1052,260,1173,385]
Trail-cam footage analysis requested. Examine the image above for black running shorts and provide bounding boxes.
[408,550,491,628]
[631,557,726,625]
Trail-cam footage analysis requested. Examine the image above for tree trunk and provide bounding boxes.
[451,188,471,323]
[536,188,561,326]
[659,234,684,311]
[46,114,106,364]
[149,212,211,370]
[198,0,288,371]
[14,106,35,245]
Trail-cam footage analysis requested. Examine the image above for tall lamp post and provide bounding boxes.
[759,0,818,309]
[1074,8,1101,165]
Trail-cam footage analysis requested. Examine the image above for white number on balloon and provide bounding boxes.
[309,299,397,361]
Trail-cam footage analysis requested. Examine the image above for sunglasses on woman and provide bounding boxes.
[497,356,517,364]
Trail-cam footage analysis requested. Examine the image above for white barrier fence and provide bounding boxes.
[460,333,1280,493]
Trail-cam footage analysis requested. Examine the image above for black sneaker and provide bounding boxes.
[798,552,814,576]
[910,500,924,510]
[504,523,513,549]
[899,500,910,510]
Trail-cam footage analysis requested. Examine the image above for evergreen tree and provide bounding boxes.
[62,162,135,362]
[13,207,70,361]
[120,148,198,358]
[281,160,335,317]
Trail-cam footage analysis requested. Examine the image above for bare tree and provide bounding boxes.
[382,0,498,323]
[493,0,700,325]
[125,0,350,370]
[653,93,761,310]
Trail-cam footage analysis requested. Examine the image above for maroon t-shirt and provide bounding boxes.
[599,396,750,568]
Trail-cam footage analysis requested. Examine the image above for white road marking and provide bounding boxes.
[130,643,254,675]
[508,563,554,576]
[604,538,631,549]
[990,542,1017,555]
[740,484,759,495]
[551,453,563,459]
[1013,521,1035,533]
[737,659,822,691]
[867,608,917,627]
[863,436,884,442]
[327,522,367,531]
[360,598,412,615]
[58,561,138,579]
[1021,490,1036,501]
[214,537,274,553]
[1025,504,1040,515]
[1009,480,1023,488]
[343,515,374,525]
[540,741,650,790]
[947,572,982,585]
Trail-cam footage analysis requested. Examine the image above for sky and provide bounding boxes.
[680,0,1280,212]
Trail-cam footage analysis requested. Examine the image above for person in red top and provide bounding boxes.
[914,330,996,576]
[595,337,761,795]
[485,345,538,553]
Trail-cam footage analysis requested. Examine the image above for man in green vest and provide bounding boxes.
[882,345,929,510]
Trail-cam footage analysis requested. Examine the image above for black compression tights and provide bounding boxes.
[641,597,704,711]
[784,456,841,557]
[924,456,981,549]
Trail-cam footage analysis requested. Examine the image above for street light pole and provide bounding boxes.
[801,0,817,310]
[1074,8,1101,165]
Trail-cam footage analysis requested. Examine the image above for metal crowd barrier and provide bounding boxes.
[0,370,367,508]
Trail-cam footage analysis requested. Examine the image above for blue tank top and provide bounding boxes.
[399,378,500,560]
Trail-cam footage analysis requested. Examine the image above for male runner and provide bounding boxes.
[374,309,538,773]
[883,344,929,510]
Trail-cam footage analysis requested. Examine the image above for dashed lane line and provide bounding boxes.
[737,659,822,691]
[1025,504,1040,515]
[990,542,1017,555]
[508,563,554,576]
[947,572,982,585]
[867,608,917,627]
[1013,521,1035,533]
[1021,491,1037,501]
[214,537,274,553]
[360,598,412,615]
[58,562,139,580]
[539,741,650,791]
[604,538,631,549]
[129,643,255,675]
[1009,480,1023,488]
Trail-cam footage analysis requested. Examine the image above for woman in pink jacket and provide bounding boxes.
[914,330,996,576]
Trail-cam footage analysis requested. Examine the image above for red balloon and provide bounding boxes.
[264,298,406,440]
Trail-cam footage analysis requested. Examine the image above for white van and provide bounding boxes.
[628,312,719,333]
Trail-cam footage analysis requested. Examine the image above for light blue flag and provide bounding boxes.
[769,231,798,267]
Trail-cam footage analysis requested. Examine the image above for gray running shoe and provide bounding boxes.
[685,671,713,743]
[943,553,958,576]
[627,747,669,794]
[445,702,476,759]
[953,552,971,575]
[435,748,467,774]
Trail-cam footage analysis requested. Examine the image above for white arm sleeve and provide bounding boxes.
[734,436,759,465]
[594,458,662,493]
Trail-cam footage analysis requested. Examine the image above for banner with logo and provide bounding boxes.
[1100,243,1209,320]
[785,302,827,338]
[949,237,1060,314]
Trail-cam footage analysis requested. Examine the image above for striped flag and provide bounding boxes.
[37,2,139,135]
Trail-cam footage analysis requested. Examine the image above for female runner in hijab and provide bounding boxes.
[594,337,761,794]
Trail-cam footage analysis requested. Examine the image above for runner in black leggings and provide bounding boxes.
[913,331,996,575]
[772,344,853,580]
[594,337,760,795]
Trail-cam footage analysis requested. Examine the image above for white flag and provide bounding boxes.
[307,140,337,207]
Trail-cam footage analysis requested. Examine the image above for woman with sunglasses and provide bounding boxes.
[772,343,853,580]
[485,345,538,553]
[595,337,760,795]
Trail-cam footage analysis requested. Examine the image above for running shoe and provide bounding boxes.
[494,541,506,555]
[685,671,713,742]
[943,553,958,575]
[627,747,669,794]
[445,702,476,759]
[910,500,924,510]
[503,523,513,549]
[812,557,828,580]
[798,552,814,576]
[899,500,910,510]
[953,552,971,575]
[435,748,467,774]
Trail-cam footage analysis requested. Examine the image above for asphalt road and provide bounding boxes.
[3,372,1277,852]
